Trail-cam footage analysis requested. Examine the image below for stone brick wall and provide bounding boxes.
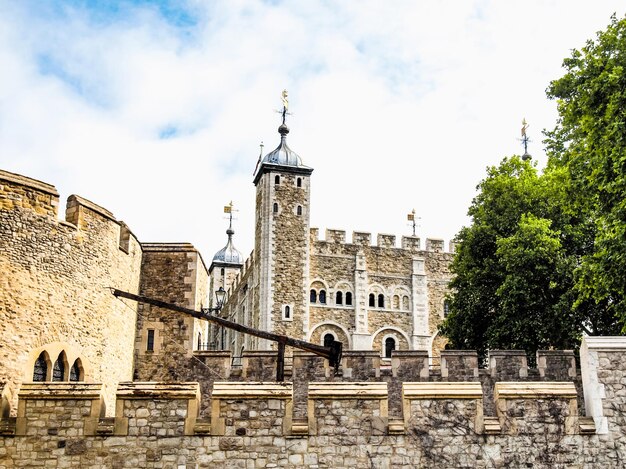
[133,243,210,382]
[3,339,626,468]
[308,231,453,355]
[0,170,142,416]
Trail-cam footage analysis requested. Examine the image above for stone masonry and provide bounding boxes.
[1,336,626,468]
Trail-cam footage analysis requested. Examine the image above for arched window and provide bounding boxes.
[284,305,291,319]
[220,267,225,276]
[69,359,82,382]
[323,333,334,348]
[378,294,385,308]
[346,292,353,306]
[297,177,302,187]
[33,352,48,382]
[403,295,410,310]
[52,352,66,381]
[275,175,280,185]
[273,202,278,213]
[310,289,317,303]
[385,337,396,358]
[444,300,450,317]
[336,291,343,305]
[369,293,375,307]
[297,205,302,216]
[393,295,400,309]
[319,290,326,304]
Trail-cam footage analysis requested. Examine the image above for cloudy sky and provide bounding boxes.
[2,1,625,262]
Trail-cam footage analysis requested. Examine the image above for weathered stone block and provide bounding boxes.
[441,350,479,380]
[494,382,578,435]
[114,382,200,437]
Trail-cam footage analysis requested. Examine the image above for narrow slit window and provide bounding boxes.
[297,205,302,216]
[297,177,302,187]
[147,329,155,351]
[273,202,278,213]
[284,305,291,319]
[275,175,280,185]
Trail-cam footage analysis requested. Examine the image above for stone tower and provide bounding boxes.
[208,218,244,308]
[252,120,313,348]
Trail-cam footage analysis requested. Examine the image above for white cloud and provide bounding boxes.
[1,0,625,262]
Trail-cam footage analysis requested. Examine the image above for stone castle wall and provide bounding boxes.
[1,337,625,468]
[134,243,210,380]
[0,170,142,415]
[308,228,453,353]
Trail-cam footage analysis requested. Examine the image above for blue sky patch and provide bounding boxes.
[37,53,86,96]
[32,0,199,29]
[158,125,179,140]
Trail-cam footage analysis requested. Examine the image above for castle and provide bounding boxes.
[2,114,626,467]
[206,116,453,360]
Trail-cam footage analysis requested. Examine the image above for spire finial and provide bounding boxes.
[276,89,292,137]
[281,89,289,125]
[520,118,531,161]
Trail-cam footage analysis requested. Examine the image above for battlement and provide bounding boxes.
[0,169,140,250]
[1,337,626,467]
[310,227,455,253]
[0,378,589,438]
[0,169,59,218]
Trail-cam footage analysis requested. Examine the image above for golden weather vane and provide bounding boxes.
[281,89,289,111]
[407,209,420,236]
[223,201,238,229]
[277,89,292,125]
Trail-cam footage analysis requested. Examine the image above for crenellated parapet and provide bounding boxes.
[4,339,626,468]
[309,227,456,253]
[0,169,141,251]
[0,377,598,439]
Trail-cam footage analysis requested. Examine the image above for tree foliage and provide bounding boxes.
[440,157,588,358]
[442,15,626,356]
[546,14,626,325]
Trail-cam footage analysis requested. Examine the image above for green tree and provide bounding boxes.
[545,14,626,329]
[443,15,626,358]
[440,157,586,358]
